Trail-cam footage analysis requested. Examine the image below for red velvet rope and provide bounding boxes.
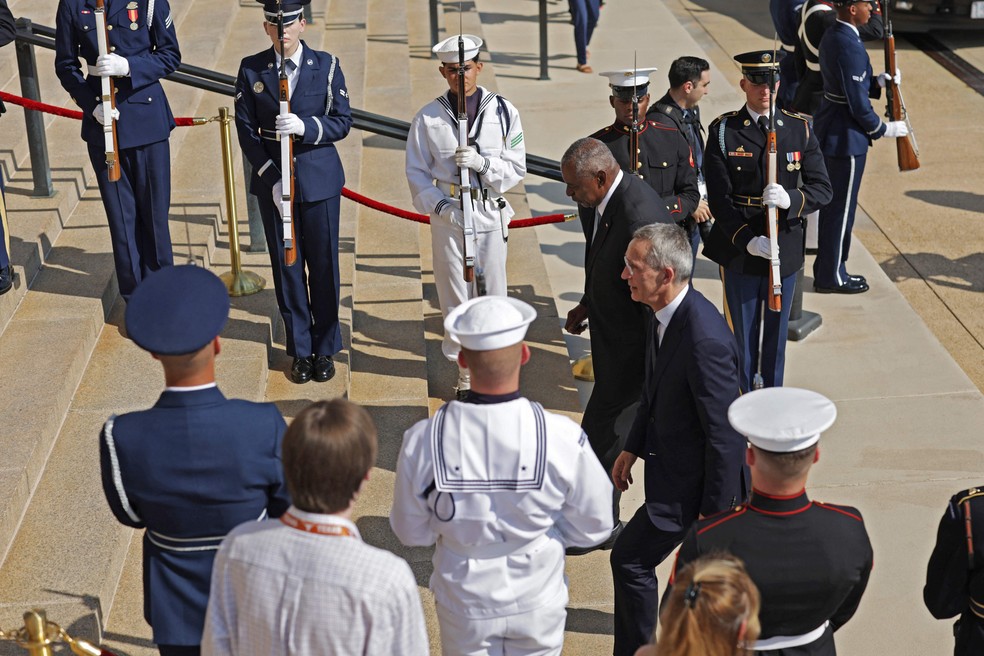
[0,90,574,228]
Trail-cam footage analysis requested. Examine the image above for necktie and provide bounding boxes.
[758,115,770,136]
[285,59,297,73]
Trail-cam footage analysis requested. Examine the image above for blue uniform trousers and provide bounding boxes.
[569,0,599,66]
[814,153,866,288]
[722,268,796,392]
[87,139,173,299]
[257,192,342,359]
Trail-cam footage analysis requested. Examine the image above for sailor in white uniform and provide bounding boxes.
[390,295,613,655]
[405,34,526,397]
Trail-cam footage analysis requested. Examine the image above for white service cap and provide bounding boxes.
[728,387,837,453]
[445,296,536,351]
[599,67,659,90]
[433,34,484,64]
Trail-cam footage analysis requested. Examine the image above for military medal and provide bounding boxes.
[253,81,265,93]
[127,1,139,29]
[786,151,801,171]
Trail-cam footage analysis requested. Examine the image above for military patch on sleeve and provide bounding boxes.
[235,91,242,102]
[339,88,348,98]
[510,132,523,148]
[851,70,867,83]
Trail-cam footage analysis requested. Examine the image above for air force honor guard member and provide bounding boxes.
[592,68,699,225]
[99,265,290,656]
[703,50,831,392]
[925,487,984,654]
[672,387,873,656]
[405,34,526,398]
[235,0,352,384]
[391,295,612,655]
[55,0,181,300]
[812,0,906,294]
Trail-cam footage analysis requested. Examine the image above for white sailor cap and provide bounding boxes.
[599,67,659,99]
[433,34,483,64]
[445,296,536,351]
[728,387,837,453]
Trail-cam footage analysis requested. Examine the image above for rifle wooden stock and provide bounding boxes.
[765,127,782,313]
[94,0,120,182]
[884,16,920,171]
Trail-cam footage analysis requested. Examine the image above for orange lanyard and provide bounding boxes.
[280,512,353,537]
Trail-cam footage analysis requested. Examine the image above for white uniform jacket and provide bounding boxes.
[391,398,613,619]
[405,87,526,233]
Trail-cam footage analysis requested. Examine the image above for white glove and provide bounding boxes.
[272,180,284,219]
[439,202,464,228]
[746,236,774,260]
[94,53,130,77]
[884,121,909,138]
[92,104,120,124]
[454,146,487,172]
[762,183,791,210]
[276,113,305,137]
[877,67,902,88]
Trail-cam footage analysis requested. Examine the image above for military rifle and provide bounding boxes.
[764,54,782,314]
[630,53,642,178]
[277,1,297,266]
[882,0,920,172]
[455,28,477,284]
[94,0,120,182]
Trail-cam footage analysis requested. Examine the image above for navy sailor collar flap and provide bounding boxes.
[437,87,499,137]
[430,398,547,492]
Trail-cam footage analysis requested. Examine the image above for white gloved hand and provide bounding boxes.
[92,104,120,124]
[746,236,774,260]
[762,183,791,210]
[884,121,909,138]
[95,53,130,77]
[454,145,487,172]
[275,113,305,137]
[877,67,902,88]
[439,202,464,228]
[272,180,284,219]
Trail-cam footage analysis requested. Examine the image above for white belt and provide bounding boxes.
[753,621,828,650]
[439,532,552,560]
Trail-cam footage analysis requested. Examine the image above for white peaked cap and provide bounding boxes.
[728,387,837,453]
[445,296,536,351]
[433,34,484,63]
[599,67,659,89]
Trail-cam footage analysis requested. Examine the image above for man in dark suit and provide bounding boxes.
[55,0,181,300]
[561,138,672,549]
[235,0,352,384]
[702,50,831,391]
[99,265,291,656]
[0,0,15,296]
[610,223,748,656]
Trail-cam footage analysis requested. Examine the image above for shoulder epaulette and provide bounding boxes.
[814,501,864,522]
[590,125,614,138]
[696,504,748,534]
[708,110,739,128]
[955,487,984,505]
[648,120,678,132]
[781,108,810,122]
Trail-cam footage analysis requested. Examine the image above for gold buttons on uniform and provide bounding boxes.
[107,24,113,30]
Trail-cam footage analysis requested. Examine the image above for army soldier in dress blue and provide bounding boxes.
[812,0,906,294]
[235,0,352,384]
[55,0,180,300]
[99,265,291,656]
[703,51,831,392]
[925,487,984,655]
[671,387,873,656]
[592,68,700,257]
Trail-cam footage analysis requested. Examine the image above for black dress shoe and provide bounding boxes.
[847,274,867,285]
[566,520,625,556]
[290,356,314,384]
[814,279,869,294]
[313,354,335,382]
[0,266,12,296]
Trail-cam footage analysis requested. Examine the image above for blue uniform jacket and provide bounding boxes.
[624,289,749,532]
[54,0,180,149]
[235,43,352,202]
[813,20,885,157]
[99,387,291,646]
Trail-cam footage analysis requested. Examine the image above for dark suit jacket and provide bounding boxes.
[579,173,673,410]
[99,386,291,646]
[624,288,748,532]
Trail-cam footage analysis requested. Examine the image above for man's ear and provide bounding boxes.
[520,343,531,366]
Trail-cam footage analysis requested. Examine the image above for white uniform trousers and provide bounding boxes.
[435,594,566,656]
[431,216,508,361]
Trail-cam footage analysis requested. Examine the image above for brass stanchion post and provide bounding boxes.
[217,106,265,296]
[21,610,54,656]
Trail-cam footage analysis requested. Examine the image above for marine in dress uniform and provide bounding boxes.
[234,0,352,384]
[0,0,15,296]
[702,51,831,392]
[925,487,984,655]
[812,0,906,293]
[99,265,290,656]
[405,34,526,397]
[671,387,873,656]
[591,68,700,252]
[55,0,180,300]
[391,295,613,656]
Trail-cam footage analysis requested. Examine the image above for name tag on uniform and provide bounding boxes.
[728,145,754,158]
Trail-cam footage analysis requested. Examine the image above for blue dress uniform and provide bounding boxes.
[235,31,351,378]
[925,487,984,655]
[0,0,14,296]
[812,13,886,292]
[770,0,805,108]
[99,265,291,654]
[703,54,831,391]
[54,0,180,300]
